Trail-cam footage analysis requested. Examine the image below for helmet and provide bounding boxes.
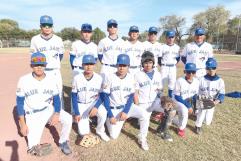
[185,63,197,71]
[206,58,217,68]
[107,19,118,26]
[141,51,155,65]
[129,25,139,32]
[195,27,205,36]
[81,23,92,32]
[166,30,175,37]
[31,52,47,65]
[40,15,53,25]
[148,26,158,33]
[82,54,96,64]
[116,54,130,65]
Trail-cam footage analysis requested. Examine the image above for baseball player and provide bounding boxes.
[159,30,180,98]
[134,51,176,148]
[16,52,72,155]
[143,26,162,70]
[98,19,125,77]
[173,63,199,137]
[71,54,109,141]
[101,54,150,150]
[181,27,214,78]
[30,15,64,108]
[70,23,98,77]
[195,58,225,134]
[124,25,144,75]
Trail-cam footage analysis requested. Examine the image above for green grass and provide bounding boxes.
[61,53,241,161]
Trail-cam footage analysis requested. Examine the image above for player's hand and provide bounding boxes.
[214,100,220,105]
[74,115,81,122]
[119,112,128,121]
[89,107,98,117]
[19,123,28,136]
[110,117,117,124]
[188,108,193,114]
[49,113,60,126]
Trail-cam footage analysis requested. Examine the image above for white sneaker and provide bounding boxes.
[97,132,110,142]
[138,138,149,151]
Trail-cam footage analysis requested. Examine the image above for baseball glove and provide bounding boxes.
[161,96,176,111]
[78,134,101,148]
[198,99,215,109]
[27,143,52,156]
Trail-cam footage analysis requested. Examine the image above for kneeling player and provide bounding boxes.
[16,52,72,156]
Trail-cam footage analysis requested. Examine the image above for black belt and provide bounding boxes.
[104,64,116,67]
[74,66,84,70]
[161,64,175,67]
[45,68,54,71]
[110,105,124,109]
[129,66,140,69]
[25,106,48,115]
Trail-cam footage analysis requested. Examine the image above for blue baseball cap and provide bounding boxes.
[31,52,47,65]
[117,54,130,65]
[206,58,217,68]
[81,23,92,32]
[40,15,53,25]
[185,63,197,71]
[195,28,205,36]
[166,30,175,37]
[148,26,158,33]
[82,54,96,64]
[129,26,139,32]
[107,19,118,26]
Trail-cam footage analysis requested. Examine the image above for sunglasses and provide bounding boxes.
[31,57,46,63]
[167,36,175,39]
[186,71,196,74]
[41,24,53,28]
[206,67,216,70]
[149,32,157,35]
[108,24,118,28]
[32,64,46,67]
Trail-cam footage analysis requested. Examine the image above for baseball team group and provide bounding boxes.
[16,15,225,156]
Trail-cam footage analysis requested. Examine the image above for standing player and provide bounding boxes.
[30,15,64,108]
[98,19,125,76]
[124,25,144,75]
[143,26,162,70]
[16,52,72,155]
[159,30,180,98]
[181,27,213,78]
[134,51,176,149]
[71,54,109,141]
[173,63,199,137]
[70,23,98,77]
[101,54,150,150]
[195,58,225,134]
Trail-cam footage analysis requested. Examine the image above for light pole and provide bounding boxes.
[235,18,240,52]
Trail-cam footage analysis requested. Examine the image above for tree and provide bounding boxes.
[59,27,80,41]
[159,15,187,45]
[0,19,19,29]
[138,31,148,42]
[92,27,106,44]
[191,5,230,42]
[227,15,241,35]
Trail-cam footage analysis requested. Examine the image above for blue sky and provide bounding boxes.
[0,0,240,37]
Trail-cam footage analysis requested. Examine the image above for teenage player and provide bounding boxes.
[181,27,213,78]
[71,54,109,141]
[124,25,144,75]
[70,23,98,76]
[98,19,126,76]
[159,30,180,98]
[16,52,72,155]
[30,15,65,108]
